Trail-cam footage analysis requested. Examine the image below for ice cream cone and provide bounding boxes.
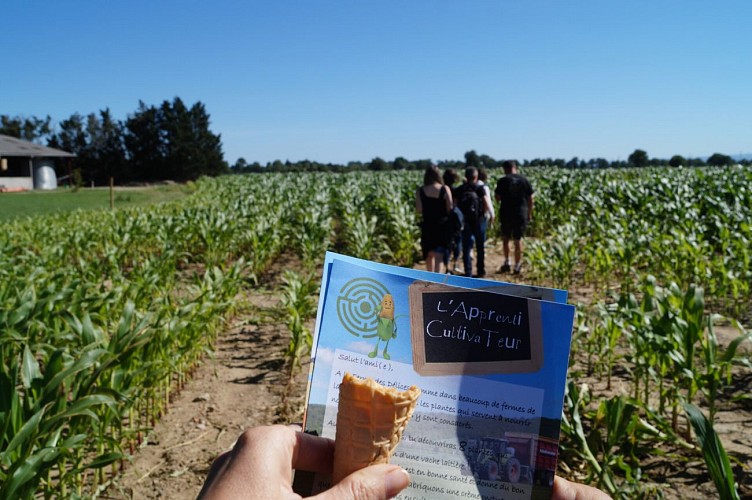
[332,372,421,484]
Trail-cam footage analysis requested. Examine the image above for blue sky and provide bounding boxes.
[4,1,750,165]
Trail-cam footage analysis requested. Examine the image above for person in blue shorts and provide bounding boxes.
[442,167,463,274]
[495,160,534,274]
[456,167,492,278]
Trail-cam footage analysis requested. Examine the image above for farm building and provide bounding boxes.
[0,134,75,191]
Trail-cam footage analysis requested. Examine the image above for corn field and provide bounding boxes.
[1,167,750,498]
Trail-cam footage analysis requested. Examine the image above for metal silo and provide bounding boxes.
[33,158,58,190]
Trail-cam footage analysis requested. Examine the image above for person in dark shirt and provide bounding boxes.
[456,167,492,277]
[495,160,534,274]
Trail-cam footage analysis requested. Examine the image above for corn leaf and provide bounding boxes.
[684,403,739,500]
[21,345,42,389]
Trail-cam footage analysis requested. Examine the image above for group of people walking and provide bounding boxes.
[416,160,534,277]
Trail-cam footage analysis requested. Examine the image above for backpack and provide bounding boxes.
[458,185,482,229]
[444,206,464,242]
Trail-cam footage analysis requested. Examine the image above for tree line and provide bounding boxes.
[1,97,226,185]
[2,104,747,184]
[231,148,747,174]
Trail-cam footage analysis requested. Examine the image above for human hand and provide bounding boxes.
[552,476,612,500]
[198,424,410,500]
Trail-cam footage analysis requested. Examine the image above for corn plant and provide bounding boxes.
[698,318,751,423]
[561,382,672,498]
[1,176,269,496]
[591,302,627,390]
[684,403,740,500]
[341,211,386,261]
[2,166,751,497]
[289,196,333,271]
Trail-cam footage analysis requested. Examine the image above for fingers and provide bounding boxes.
[198,425,335,499]
[552,476,613,500]
[291,428,335,474]
[199,425,408,500]
[198,427,290,499]
[234,425,334,475]
[316,464,410,500]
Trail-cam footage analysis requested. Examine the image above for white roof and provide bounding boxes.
[0,134,75,158]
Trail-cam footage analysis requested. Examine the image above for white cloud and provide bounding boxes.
[314,347,335,367]
[346,340,376,355]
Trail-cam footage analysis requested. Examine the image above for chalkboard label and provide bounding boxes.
[409,281,543,376]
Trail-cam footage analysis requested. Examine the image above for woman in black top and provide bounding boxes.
[416,165,453,273]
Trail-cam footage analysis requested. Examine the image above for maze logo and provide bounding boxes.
[336,278,390,337]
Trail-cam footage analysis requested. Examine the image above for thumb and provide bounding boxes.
[316,464,410,500]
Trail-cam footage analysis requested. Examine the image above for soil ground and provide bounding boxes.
[104,243,751,499]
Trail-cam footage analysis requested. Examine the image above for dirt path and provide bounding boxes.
[105,264,311,499]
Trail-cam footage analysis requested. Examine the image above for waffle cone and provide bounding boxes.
[332,372,421,484]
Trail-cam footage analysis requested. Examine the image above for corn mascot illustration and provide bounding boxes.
[366,294,397,359]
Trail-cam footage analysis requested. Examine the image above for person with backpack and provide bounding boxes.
[495,160,534,274]
[442,168,464,274]
[456,166,492,277]
[416,165,453,273]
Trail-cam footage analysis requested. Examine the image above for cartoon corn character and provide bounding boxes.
[366,294,396,359]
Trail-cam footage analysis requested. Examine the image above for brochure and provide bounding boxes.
[294,252,575,500]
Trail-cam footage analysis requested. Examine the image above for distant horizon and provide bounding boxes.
[4,2,750,166]
[228,150,752,166]
[2,126,748,166]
